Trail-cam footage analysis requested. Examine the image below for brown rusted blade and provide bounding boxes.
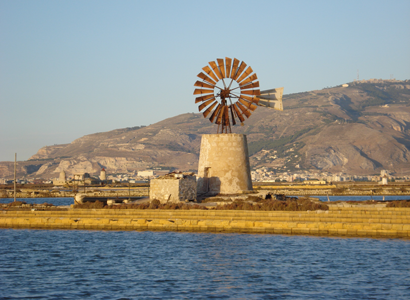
[202,66,219,83]
[233,103,245,122]
[236,66,253,83]
[236,101,251,118]
[194,81,214,89]
[216,104,224,125]
[203,101,217,118]
[195,94,215,103]
[209,104,222,123]
[240,94,259,103]
[240,81,259,90]
[230,58,240,79]
[232,61,247,81]
[224,105,230,126]
[229,105,236,125]
[239,73,258,86]
[241,89,261,96]
[225,57,232,78]
[217,59,225,78]
[238,98,257,111]
[198,98,216,111]
[194,88,214,95]
[209,61,223,80]
[197,72,217,85]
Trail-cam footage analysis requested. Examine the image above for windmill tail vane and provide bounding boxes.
[194,57,284,133]
[258,87,284,111]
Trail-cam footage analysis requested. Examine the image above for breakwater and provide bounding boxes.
[1,206,409,238]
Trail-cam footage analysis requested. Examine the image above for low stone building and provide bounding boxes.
[150,172,196,203]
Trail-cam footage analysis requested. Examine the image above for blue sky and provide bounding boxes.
[1,0,409,161]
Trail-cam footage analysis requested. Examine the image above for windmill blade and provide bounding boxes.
[236,66,253,84]
[240,94,260,104]
[241,89,261,96]
[232,61,247,81]
[240,81,259,90]
[195,94,215,103]
[230,58,240,79]
[225,57,232,78]
[197,72,217,85]
[194,88,214,95]
[238,98,257,111]
[198,98,216,111]
[257,87,284,111]
[209,61,223,80]
[239,73,258,86]
[216,104,225,124]
[194,81,214,89]
[217,59,225,78]
[209,104,222,123]
[233,103,245,122]
[229,105,236,125]
[202,66,219,82]
[236,102,251,118]
[203,101,218,117]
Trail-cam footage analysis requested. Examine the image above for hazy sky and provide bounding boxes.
[1,0,409,161]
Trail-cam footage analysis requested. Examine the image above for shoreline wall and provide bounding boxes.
[1,207,409,238]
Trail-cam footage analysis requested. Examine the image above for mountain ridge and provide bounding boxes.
[1,79,410,179]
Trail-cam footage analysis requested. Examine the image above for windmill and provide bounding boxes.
[194,57,283,133]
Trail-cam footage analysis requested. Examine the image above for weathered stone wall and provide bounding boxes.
[178,176,196,202]
[197,134,252,194]
[1,207,409,238]
[150,179,179,203]
[150,176,196,203]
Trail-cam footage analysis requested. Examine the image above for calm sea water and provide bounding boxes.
[0,229,409,299]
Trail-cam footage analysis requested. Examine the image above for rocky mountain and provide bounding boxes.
[2,79,410,179]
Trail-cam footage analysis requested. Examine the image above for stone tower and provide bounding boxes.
[59,170,66,182]
[197,133,252,195]
[100,168,106,181]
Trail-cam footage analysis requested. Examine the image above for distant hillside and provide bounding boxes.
[1,79,410,179]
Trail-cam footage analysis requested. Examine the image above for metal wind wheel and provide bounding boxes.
[194,57,261,133]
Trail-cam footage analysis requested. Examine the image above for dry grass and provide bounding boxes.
[216,198,329,211]
[386,200,410,208]
[73,199,208,210]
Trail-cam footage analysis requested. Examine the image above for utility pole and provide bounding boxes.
[14,153,17,202]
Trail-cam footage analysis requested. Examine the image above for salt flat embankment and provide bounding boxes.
[1,206,409,238]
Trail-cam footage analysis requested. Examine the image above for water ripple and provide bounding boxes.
[0,230,409,299]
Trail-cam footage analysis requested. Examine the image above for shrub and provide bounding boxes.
[149,199,161,209]
[216,198,328,211]
[8,201,27,207]
[73,200,105,209]
[386,200,410,208]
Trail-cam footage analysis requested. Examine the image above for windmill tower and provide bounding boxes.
[194,57,284,194]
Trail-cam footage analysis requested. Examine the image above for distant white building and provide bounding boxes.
[138,170,154,177]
